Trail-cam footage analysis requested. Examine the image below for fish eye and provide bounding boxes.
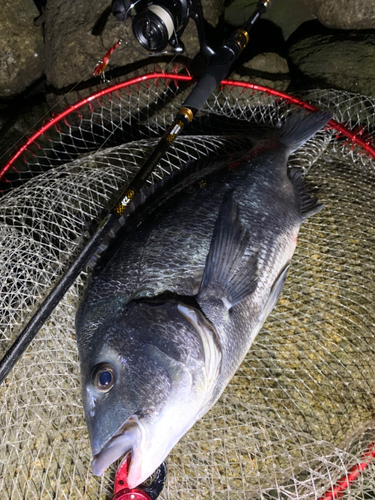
[91,363,115,393]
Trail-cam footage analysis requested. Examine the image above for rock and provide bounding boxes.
[0,99,51,166]
[225,0,314,39]
[300,0,375,30]
[202,0,225,27]
[0,0,45,98]
[231,52,290,91]
[44,0,127,90]
[180,20,201,59]
[288,21,375,96]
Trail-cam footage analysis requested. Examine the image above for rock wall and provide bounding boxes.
[300,0,375,29]
[0,0,44,98]
[288,22,375,95]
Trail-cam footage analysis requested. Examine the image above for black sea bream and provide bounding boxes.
[75,110,331,487]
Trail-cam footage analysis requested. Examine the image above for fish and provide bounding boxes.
[75,110,331,488]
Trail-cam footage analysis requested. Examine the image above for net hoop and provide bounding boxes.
[2,72,375,183]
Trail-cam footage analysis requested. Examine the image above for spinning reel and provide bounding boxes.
[111,0,215,56]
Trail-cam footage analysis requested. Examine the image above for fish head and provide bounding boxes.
[76,298,221,488]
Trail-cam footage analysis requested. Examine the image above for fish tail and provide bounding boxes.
[279,110,331,153]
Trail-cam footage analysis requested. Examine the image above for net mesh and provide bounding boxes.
[1,70,375,499]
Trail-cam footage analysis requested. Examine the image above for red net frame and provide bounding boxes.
[2,72,375,186]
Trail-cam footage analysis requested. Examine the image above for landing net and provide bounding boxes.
[0,68,374,500]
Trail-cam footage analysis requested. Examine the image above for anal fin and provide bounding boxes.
[288,168,324,220]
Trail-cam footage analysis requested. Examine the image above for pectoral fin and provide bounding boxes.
[198,191,258,309]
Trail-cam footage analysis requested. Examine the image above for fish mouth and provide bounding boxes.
[91,417,145,487]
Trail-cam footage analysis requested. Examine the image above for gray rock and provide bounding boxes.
[231,52,290,91]
[300,0,375,30]
[288,27,375,96]
[0,0,44,98]
[0,100,51,166]
[202,0,225,27]
[225,0,314,39]
[44,0,129,90]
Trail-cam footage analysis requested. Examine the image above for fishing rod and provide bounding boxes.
[0,0,273,384]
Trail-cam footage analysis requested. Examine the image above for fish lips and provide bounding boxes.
[91,415,145,488]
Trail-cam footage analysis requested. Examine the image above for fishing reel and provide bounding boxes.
[111,0,214,56]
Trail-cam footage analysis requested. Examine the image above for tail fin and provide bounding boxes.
[279,110,331,153]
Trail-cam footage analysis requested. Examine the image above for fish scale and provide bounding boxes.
[87,161,292,303]
[75,110,331,488]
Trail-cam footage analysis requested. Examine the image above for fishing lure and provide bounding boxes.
[93,39,123,79]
